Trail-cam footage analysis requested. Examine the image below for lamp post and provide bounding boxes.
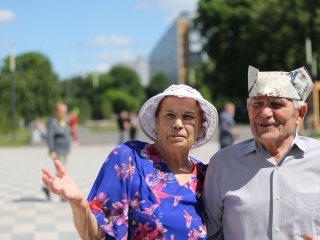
[10,50,16,142]
[92,72,99,120]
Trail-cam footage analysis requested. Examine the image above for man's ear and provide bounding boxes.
[297,103,308,125]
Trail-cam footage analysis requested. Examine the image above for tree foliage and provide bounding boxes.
[109,65,146,102]
[61,65,145,119]
[146,71,173,98]
[0,52,60,130]
[195,0,320,104]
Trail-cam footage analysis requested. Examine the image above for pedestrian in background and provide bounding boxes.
[218,102,239,149]
[117,110,130,144]
[129,110,138,141]
[69,107,79,145]
[42,101,71,200]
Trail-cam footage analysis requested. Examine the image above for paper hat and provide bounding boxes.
[248,65,313,101]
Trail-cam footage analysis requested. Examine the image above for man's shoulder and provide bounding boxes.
[298,135,320,149]
[212,139,255,160]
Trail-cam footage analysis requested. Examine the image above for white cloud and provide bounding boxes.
[94,50,140,74]
[95,63,111,73]
[84,35,133,47]
[0,9,17,24]
[138,0,199,23]
[139,0,198,11]
[98,50,137,63]
[0,39,14,47]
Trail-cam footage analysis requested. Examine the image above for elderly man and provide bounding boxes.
[43,102,71,200]
[204,66,320,240]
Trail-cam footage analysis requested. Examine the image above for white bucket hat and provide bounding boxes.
[138,84,218,148]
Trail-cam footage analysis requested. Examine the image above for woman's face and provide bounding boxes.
[155,96,203,151]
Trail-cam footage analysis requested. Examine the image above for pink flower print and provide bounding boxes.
[188,225,207,240]
[130,192,146,209]
[154,219,168,236]
[101,220,116,237]
[141,144,162,163]
[89,192,110,212]
[186,179,198,193]
[153,182,170,205]
[173,196,183,206]
[183,210,194,229]
[137,204,159,218]
[112,145,121,155]
[112,200,128,225]
[114,156,136,181]
[132,222,159,240]
[146,170,169,187]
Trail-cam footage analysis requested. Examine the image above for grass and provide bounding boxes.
[309,132,320,138]
[88,125,118,133]
[0,128,31,146]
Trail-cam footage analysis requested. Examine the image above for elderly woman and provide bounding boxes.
[42,84,218,239]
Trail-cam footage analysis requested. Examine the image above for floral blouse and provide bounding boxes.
[87,140,207,240]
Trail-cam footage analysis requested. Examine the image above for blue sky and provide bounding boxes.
[0,0,199,79]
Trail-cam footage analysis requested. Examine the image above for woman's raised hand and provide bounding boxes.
[42,160,85,205]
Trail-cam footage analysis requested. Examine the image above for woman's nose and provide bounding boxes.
[173,118,184,129]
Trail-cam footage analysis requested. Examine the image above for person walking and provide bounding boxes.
[42,102,71,200]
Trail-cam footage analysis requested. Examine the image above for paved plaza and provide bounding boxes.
[0,126,252,240]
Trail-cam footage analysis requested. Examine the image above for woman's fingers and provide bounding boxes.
[305,235,313,240]
[54,160,68,178]
[42,168,55,181]
[41,168,62,195]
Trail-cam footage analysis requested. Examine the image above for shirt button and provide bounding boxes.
[275,228,280,233]
[276,196,280,200]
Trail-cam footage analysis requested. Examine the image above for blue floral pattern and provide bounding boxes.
[88,140,207,240]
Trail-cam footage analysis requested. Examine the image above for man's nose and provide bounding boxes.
[260,106,273,118]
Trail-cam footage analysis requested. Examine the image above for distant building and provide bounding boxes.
[121,56,150,86]
[149,12,207,84]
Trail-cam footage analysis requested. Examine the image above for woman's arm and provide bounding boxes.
[42,160,105,240]
[70,196,105,240]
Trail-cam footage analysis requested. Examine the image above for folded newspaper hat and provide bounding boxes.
[248,65,313,101]
[138,84,218,148]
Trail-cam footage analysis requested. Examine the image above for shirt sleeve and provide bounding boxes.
[203,155,224,239]
[219,113,232,134]
[87,144,135,239]
[46,119,55,153]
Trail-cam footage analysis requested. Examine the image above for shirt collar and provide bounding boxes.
[240,133,306,156]
[292,133,307,152]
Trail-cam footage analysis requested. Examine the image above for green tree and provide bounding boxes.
[195,0,320,104]
[0,52,60,128]
[146,72,173,98]
[102,89,140,114]
[109,65,146,103]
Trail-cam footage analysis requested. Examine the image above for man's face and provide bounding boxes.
[56,104,68,120]
[247,96,306,146]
